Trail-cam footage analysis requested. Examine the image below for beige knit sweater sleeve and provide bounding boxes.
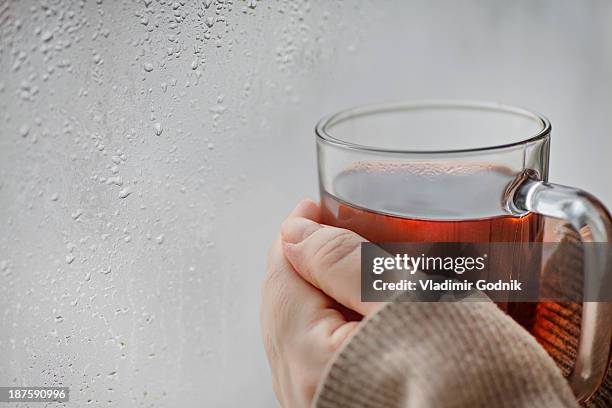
[313,228,611,408]
[314,300,579,408]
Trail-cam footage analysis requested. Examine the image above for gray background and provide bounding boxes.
[0,1,611,407]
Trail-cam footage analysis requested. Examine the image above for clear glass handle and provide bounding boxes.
[514,178,612,402]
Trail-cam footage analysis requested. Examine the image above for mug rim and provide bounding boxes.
[315,99,552,155]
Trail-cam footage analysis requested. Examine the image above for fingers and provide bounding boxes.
[280,216,383,316]
[262,200,371,407]
[262,200,357,406]
[262,199,344,335]
[287,198,321,223]
[264,237,326,314]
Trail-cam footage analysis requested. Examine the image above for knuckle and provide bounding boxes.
[311,230,360,276]
[263,261,281,293]
[262,267,293,331]
[261,330,279,364]
[263,246,285,298]
[266,280,292,322]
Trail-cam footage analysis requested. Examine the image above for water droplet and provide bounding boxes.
[41,31,53,42]
[19,124,30,137]
[106,176,123,186]
[0,261,9,277]
[154,122,163,136]
[71,209,83,220]
[143,62,154,72]
[118,188,132,199]
[156,234,164,244]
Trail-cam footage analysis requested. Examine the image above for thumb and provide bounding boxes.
[280,217,383,316]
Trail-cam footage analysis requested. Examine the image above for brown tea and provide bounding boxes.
[320,162,544,330]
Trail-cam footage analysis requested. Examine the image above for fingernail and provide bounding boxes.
[282,241,297,258]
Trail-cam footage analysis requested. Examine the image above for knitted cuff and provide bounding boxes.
[314,300,578,408]
[315,224,612,408]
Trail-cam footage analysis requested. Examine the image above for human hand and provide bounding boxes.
[260,199,384,408]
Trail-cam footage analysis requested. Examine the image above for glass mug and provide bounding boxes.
[315,101,611,402]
